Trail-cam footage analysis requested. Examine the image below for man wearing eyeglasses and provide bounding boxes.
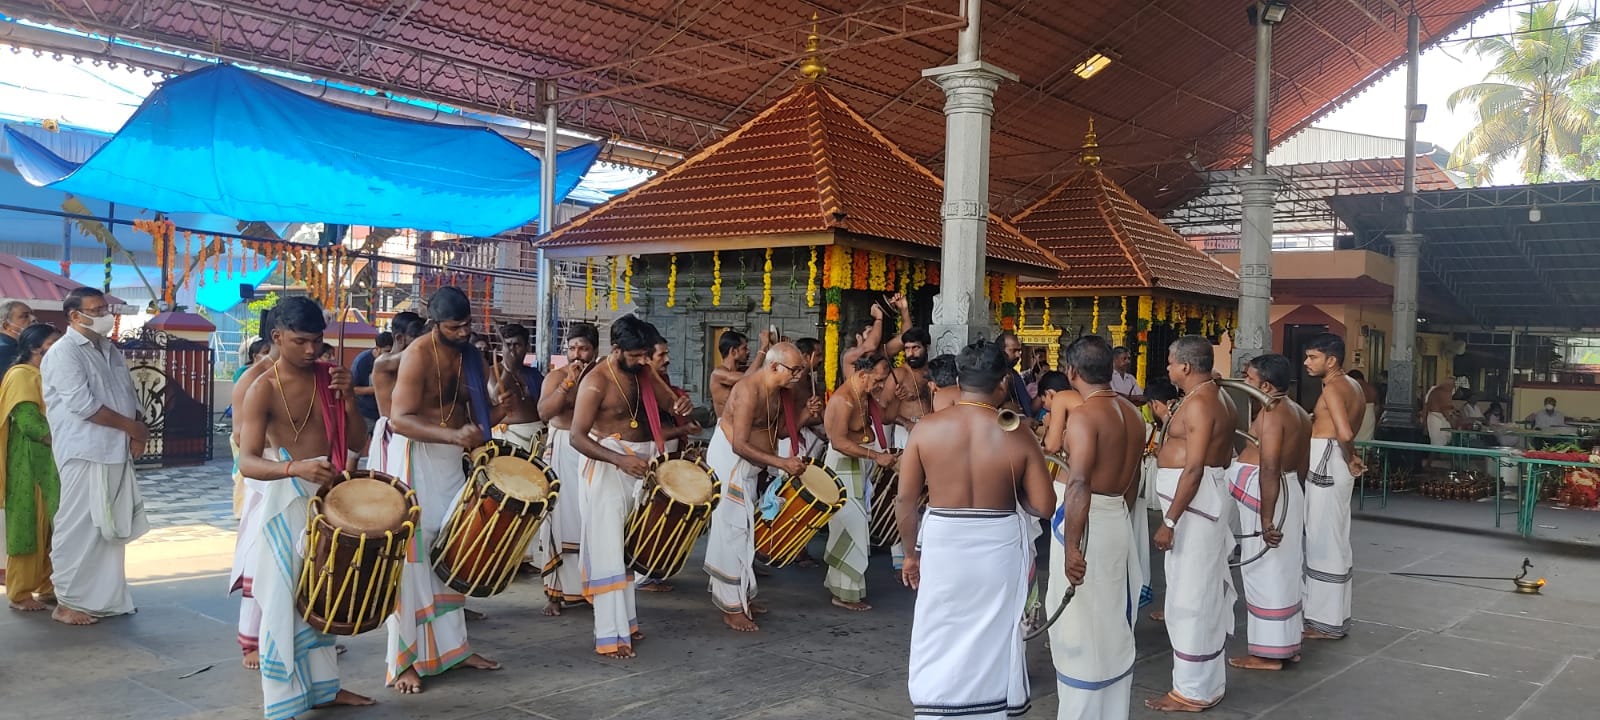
[40,288,149,626]
[0,300,37,370]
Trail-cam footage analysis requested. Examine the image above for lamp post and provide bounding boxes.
[1232,0,1289,375]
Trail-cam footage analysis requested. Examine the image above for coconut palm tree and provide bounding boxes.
[1447,1,1600,183]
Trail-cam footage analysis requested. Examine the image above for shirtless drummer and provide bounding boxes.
[534,323,600,615]
[1302,333,1365,642]
[704,342,808,632]
[367,311,424,473]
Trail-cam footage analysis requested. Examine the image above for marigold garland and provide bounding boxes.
[927,262,940,286]
[805,247,818,307]
[1090,295,1101,333]
[711,250,723,306]
[868,251,887,292]
[667,254,678,308]
[824,286,843,392]
[851,248,869,290]
[898,259,910,298]
[886,255,898,289]
[622,255,633,305]
[761,248,774,312]
[608,257,619,312]
[585,257,596,312]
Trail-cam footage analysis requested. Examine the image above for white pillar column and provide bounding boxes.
[922,60,1017,356]
[534,81,558,367]
[1382,232,1422,428]
[1232,174,1278,373]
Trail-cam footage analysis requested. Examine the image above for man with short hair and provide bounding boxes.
[1146,335,1238,712]
[229,310,279,668]
[880,327,932,448]
[569,315,691,657]
[925,354,959,412]
[367,313,424,475]
[1526,396,1569,431]
[822,353,896,611]
[490,323,544,452]
[1228,354,1312,671]
[235,296,375,718]
[1050,336,1145,719]
[385,288,505,693]
[705,342,809,632]
[0,300,37,370]
[710,330,754,418]
[1111,347,1146,406]
[534,323,600,615]
[41,288,149,626]
[351,331,392,438]
[786,337,828,460]
[1302,333,1365,643]
[900,340,1054,720]
[1039,370,1083,456]
[842,294,911,382]
[996,331,1035,417]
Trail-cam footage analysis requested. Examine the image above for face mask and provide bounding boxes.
[79,312,115,336]
[1546,404,1556,413]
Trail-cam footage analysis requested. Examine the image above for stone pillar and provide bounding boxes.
[922,61,1017,357]
[534,81,559,366]
[1231,173,1279,374]
[1381,232,1422,429]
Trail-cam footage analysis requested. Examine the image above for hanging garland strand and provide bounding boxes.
[667,253,678,308]
[762,248,774,312]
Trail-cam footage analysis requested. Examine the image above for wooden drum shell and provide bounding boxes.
[624,451,721,580]
[296,470,418,637]
[430,440,560,598]
[753,461,846,567]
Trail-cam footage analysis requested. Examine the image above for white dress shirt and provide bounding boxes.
[41,327,141,465]
[1111,370,1143,399]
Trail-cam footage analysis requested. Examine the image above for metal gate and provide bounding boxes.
[118,329,215,467]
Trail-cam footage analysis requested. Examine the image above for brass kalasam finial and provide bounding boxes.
[798,12,826,82]
[1079,117,1101,167]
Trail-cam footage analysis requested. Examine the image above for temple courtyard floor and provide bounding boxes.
[2,455,1598,720]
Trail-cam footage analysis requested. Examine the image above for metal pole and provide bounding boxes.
[1507,327,1518,419]
[534,80,558,367]
[1403,12,1419,234]
[1232,10,1279,374]
[956,0,981,63]
[1381,12,1424,430]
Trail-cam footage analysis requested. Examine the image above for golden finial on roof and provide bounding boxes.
[1079,117,1101,167]
[798,12,827,83]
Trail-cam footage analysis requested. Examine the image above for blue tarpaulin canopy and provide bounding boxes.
[3,64,600,235]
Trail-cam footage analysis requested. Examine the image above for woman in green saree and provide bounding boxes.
[4,323,63,611]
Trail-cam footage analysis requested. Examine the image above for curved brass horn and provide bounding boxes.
[998,408,1023,432]
[1218,377,1280,409]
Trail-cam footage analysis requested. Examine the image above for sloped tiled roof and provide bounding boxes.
[1011,168,1239,299]
[0,251,123,309]
[538,81,1063,274]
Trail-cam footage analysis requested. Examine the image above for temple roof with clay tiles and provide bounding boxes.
[536,52,1064,277]
[1010,122,1239,300]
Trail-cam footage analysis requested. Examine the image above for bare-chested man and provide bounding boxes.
[786,338,828,459]
[879,326,932,449]
[384,288,505,694]
[704,342,808,632]
[229,311,278,671]
[1147,335,1238,713]
[710,330,754,418]
[568,315,691,658]
[1348,369,1379,442]
[900,339,1054,719]
[533,323,600,614]
[925,354,959,412]
[1227,354,1312,671]
[371,312,424,423]
[235,296,374,716]
[841,293,911,381]
[489,323,544,451]
[1039,370,1085,456]
[821,353,896,611]
[1050,336,1145,719]
[1302,333,1365,642]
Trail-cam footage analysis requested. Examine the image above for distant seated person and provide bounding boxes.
[1484,402,1506,426]
[1526,397,1568,431]
[1421,382,1456,446]
[1458,393,1486,424]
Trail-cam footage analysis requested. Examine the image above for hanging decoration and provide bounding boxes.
[1090,296,1101,334]
[805,247,818,307]
[868,251,887,292]
[667,254,678,308]
[886,255,898,290]
[824,287,842,393]
[999,275,1019,330]
[927,261,940,286]
[851,247,869,289]
[585,257,596,312]
[608,256,619,312]
[711,250,723,306]
[761,248,774,312]
[1042,297,1052,328]
[622,255,633,306]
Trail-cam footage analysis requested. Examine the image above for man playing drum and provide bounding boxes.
[366,312,425,478]
[821,353,896,612]
[229,310,276,671]
[385,288,507,694]
[534,323,600,615]
[900,340,1055,720]
[1147,336,1238,713]
[879,327,932,448]
[705,342,808,632]
[1302,334,1365,642]
[1050,336,1145,719]
[569,315,691,658]
[709,330,754,418]
[1228,354,1311,671]
[490,323,544,452]
[235,297,375,719]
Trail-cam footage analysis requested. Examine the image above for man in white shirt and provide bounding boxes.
[1526,397,1569,431]
[41,287,149,625]
[1111,346,1146,406]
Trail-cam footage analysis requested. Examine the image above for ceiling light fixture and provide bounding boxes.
[1072,52,1113,80]
[1529,204,1542,223]
[1259,1,1290,25]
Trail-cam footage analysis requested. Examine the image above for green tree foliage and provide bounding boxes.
[241,292,280,341]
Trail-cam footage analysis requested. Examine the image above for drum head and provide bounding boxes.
[656,459,714,504]
[798,465,840,505]
[484,456,549,501]
[325,477,407,534]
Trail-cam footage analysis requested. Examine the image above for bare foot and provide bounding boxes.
[9,597,47,612]
[542,600,562,617]
[1228,655,1283,671]
[1149,610,1165,623]
[722,611,759,632]
[462,653,501,671]
[52,606,97,625]
[600,646,636,658]
[1145,691,1214,713]
[831,597,872,612]
[631,630,646,641]
[753,564,772,577]
[464,608,487,621]
[242,650,261,670]
[794,553,819,568]
[1303,628,1342,640]
[637,581,674,592]
[391,668,423,694]
[749,602,769,616]
[518,561,539,575]
[314,689,376,708]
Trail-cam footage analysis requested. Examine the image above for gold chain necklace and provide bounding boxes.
[606,359,641,429]
[1084,388,1118,400]
[430,336,461,427]
[270,360,316,441]
[957,400,998,412]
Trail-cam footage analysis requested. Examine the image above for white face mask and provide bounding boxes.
[1546,404,1557,413]
[77,311,116,337]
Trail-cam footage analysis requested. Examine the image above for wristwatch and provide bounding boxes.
[1162,516,1177,529]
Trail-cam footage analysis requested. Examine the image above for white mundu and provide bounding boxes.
[1304,438,1354,638]
[1154,467,1235,709]
[1228,462,1305,660]
[703,426,760,616]
[1048,483,1138,720]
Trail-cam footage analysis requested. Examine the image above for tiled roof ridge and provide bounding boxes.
[1094,170,1238,288]
[538,87,812,245]
[801,83,845,226]
[1089,170,1155,288]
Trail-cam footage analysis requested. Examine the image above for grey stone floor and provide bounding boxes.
[2,459,1599,719]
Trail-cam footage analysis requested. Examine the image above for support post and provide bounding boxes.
[535,80,558,367]
[1231,7,1278,375]
[1381,233,1422,429]
[923,0,1016,356]
[1507,327,1518,419]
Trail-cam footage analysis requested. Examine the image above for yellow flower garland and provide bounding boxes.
[622,255,633,305]
[1090,295,1101,333]
[608,256,619,311]
[666,254,678,308]
[762,248,774,312]
[824,318,840,392]
[1042,297,1052,327]
[868,251,887,292]
[806,247,818,307]
[711,250,723,306]
[829,246,850,289]
[585,257,595,312]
